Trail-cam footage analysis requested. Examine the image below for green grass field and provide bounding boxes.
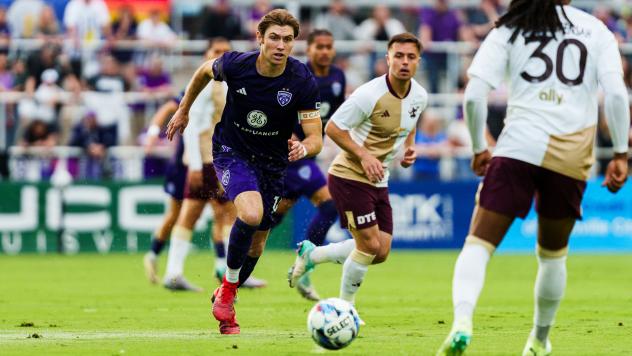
[1,251,631,355]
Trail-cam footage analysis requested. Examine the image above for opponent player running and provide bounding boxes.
[268,29,346,301]
[143,95,186,284]
[437,1,629,355]
[289,33,428,315]
[167,9,322,334]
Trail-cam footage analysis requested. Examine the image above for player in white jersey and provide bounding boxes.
[437,1,629,355]
[289,33,428,314]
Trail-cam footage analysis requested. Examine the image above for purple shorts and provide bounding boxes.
[479,157,587,219]
[212,151,284,230]
[184,163,228,203]
[328,174,393,235]
[282,159,327,200]
[163,163,187,201]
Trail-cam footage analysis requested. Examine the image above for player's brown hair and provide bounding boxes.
[387,32,422,53]
[496,0,573,43]
[258,9,300,38]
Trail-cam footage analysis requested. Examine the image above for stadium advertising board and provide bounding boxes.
[0,182,291,254]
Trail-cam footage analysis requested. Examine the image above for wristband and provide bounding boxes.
[147,124,160,137]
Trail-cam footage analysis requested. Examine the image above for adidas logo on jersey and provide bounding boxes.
[236,88,247,95]
[380,110,390,118]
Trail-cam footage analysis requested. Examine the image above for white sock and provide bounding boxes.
[340,249,375,303]
[164,238,190,280]
[311,239,356,264]
[533,255,566,342]
[452,243,491,325]
[225,267,240,283]
[215,257,227,270]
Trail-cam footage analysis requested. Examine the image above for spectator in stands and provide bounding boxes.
[354,5,405,41]
[593,5,626,42]
[199,0,243,40]
[7,0,44,39]
[64,0,111,45]
[0,52,13,90]
[419,0,466,93]
[0,6,10,48]
[11,58,28,91]
[137,8,177,48]
[110,5,138,65]
[84,54,131,144]
[68,110,116,179]
[35,5,61,41]
[247,0,273,39]
[313,0,356,41]
[33,69,63,124]
[25,43,79,94]
[413,108,449,180]
[464,0,504,42]
[138,54,171,94]
[20,119,57,147]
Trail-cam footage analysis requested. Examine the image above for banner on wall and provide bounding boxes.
[0,182,292,255]
[105,0,171,20]
[293,179,632,252]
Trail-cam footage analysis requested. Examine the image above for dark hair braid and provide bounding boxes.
[495,0,573,43]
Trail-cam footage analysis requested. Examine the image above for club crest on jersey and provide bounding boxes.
[332,82,342,97]
[247,110,267,128]
[221,169,230,186]
[277,90,292,106]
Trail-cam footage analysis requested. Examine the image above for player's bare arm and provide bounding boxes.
[145,100,178,153]
[325,120,384,183]
[166,59,216,140]
[288,111,323,162]
[400,128,417,168]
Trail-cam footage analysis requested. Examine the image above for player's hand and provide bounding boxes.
[471,149,491,176]
[188,170,203,189]
[166,109,189,140]
[602,153,628,193]
[360,152,384,183]
[400,146,417,168]
[288,139,307,162]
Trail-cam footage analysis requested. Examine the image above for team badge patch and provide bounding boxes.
[277,90,292,106]
[221,170,230,186]
[332,82,342,97]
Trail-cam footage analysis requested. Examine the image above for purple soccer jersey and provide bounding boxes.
[211,51,321,172]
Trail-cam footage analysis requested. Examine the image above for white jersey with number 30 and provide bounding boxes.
[468,5,623,180]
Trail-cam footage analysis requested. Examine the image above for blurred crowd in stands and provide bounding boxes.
[0,0,630,181]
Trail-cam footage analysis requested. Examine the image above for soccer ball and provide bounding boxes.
[307,298,361,350]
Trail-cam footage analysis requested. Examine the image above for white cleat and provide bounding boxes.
[143,252,159,284]
[522,334,552,356]
[436,318,472,356]
[241,276,267,289]
[288,240,316,288]
[296,272,320,301]
[163,275,203,292]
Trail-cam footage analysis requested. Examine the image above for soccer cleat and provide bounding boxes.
[163,275,203,292]
[288,240,316,288]
[143,252,159,284]
[212,277,239,323]
[295,272,320,301]
[436,318,472,356]
[241,276,267,289]
[219,318,240,335]
[522,334,552,356]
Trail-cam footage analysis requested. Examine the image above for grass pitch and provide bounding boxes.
[0,251,630,355]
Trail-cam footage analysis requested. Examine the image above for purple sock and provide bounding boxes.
[226,218,258,269]
[214,241,226,258]
[238,255,259,286]
[150,237,166,255]
[307,200,338,246]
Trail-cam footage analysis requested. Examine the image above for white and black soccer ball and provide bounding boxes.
[307,298,360,350]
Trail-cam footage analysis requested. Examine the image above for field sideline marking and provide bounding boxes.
[0,330,289,342]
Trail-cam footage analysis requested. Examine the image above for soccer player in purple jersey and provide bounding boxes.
[167,9,323,335]
[265,29,346,301]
